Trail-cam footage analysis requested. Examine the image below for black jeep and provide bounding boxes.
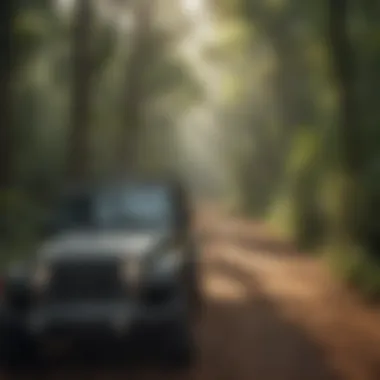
[0,180,201,371]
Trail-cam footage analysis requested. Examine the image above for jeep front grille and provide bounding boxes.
[45,259,125,301]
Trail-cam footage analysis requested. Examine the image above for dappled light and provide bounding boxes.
[1,0,380,379]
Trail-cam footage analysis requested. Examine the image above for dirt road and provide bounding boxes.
[12,215,380,380]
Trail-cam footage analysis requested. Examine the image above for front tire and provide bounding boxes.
[170,340,195,370]
[0,314,39,374]
[162,320,196,371]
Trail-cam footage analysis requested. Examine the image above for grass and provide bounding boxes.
[325,242,380,301]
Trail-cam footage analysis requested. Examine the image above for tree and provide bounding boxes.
[119,0,154,172]
[0,0,13,189]
[66,0,94,182]
[327,0,364,241]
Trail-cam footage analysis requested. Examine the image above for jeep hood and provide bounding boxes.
[40,230,172,260]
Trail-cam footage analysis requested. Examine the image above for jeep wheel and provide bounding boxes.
[171,341,195,370]
[162,321,196,371]
[0,325,40,373]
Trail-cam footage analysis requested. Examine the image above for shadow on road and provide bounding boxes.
[227,235,297,256]
[198,224,297,258]
[198,255,342,380]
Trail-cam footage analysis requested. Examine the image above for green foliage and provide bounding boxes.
[212,0,380,296]
[327,243,380,300]
[144,53,202,100]
[0,189,41,265]
[2,0,204,258]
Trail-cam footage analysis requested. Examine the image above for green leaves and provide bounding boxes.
[13,9,53,61]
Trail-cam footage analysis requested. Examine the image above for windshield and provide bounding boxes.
[94,184,173,230]
[52,184,174,231]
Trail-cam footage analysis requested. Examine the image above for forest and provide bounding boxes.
[1,0,380,299]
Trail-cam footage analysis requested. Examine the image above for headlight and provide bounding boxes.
[33,263,51,289]
[154,249,182,274]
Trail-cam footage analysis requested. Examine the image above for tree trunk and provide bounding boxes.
[67,0,94,182]
[0,0,13,189]
[327,0,364,240]
[328,0,361,173]
[119,0,153,174]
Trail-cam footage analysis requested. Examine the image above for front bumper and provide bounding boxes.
[22,298,189,358]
